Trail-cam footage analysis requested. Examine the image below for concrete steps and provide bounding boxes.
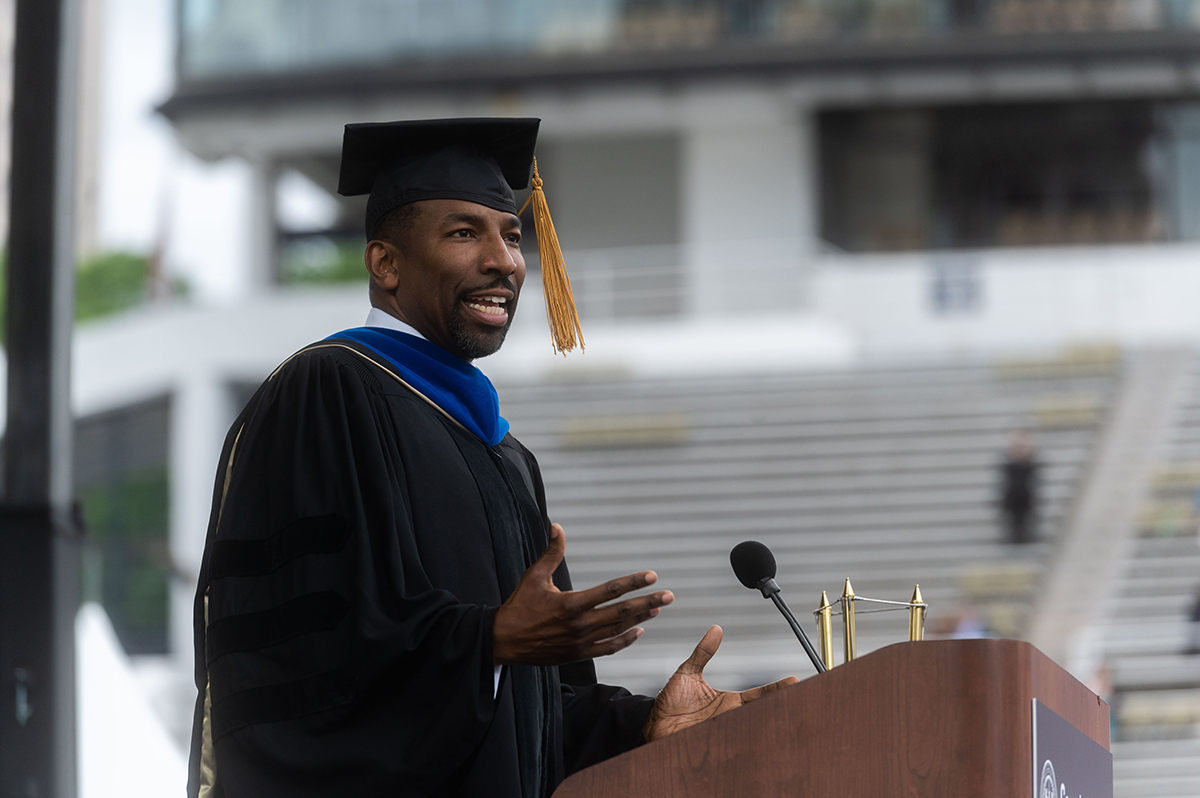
[1091,356,1200,798]
[1114,739,1200,798]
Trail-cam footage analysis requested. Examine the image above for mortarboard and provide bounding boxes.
[338,117,583,354]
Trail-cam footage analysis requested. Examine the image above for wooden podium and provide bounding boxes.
[554,639,1109,797]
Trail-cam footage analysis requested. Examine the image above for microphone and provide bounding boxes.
[730,541,827,674]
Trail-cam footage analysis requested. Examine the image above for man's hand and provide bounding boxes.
[643,625,799,742]
[493,524,673,666]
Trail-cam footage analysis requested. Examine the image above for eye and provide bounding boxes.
[505,232,521,244]
[448,228,474,239]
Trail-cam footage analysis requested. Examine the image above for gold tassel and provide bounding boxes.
[520,157,584,355]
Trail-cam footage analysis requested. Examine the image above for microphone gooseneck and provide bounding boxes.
[730,541,827,674]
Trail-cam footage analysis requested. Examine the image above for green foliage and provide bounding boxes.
[0,249,193,341]
[279,236,368,284]
[78,466,171,654]
[75,251,150,321]
[82,467,171,540]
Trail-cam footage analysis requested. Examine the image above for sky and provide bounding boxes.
[96,0,334,303]
[96,0,176,254]
[98,0,248,302]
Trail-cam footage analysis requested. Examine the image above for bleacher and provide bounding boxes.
[500,350,1120,695]
[1100,359,1200,798]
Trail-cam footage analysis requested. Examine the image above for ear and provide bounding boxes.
[365,240,402,291]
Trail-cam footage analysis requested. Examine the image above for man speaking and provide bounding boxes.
[186,118,795,798]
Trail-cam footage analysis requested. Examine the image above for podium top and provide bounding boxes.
[555,639,1109,798]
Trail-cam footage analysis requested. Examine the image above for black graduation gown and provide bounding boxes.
[186,340,653,797]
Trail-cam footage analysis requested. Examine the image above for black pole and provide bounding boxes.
[0,0,81,796]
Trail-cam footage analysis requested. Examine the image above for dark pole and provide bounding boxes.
[0,0,81,796]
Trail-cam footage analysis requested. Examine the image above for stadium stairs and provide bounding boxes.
[1089,355,1200,798]
[500,345,1122,697]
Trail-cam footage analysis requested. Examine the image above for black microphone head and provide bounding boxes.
[730,541,777,589]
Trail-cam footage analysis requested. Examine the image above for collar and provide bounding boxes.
[365,307,427,341]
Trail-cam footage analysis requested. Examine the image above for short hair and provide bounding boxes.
[370,202,421,250]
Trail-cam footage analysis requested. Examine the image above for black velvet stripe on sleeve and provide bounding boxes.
[211,670,356,741]
[206,591,351,663]
[208,514,350,580]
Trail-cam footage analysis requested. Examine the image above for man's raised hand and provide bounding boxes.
[643,625,799,742]
[493,523,673,666]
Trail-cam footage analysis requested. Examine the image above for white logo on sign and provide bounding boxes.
[1041,760,1057,798]
[1042,759,1083,798]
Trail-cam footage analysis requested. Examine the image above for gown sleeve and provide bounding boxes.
[558,662,654,774]
[196,349,501,796]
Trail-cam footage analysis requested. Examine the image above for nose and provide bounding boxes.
[480,231,521,278]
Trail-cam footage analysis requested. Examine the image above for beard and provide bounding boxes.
[448,299,515,360]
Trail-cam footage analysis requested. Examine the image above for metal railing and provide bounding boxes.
[275,233,814,322]
[526,238,812,322]
[548,243,685,321]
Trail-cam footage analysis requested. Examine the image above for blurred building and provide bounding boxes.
[63,0,1200,778]
[159,0,1200,334]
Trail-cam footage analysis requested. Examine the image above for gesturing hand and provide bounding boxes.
[493,523,674,666]
[643,625,799,742]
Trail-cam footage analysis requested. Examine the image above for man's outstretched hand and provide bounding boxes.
[493,524,674,666]
[643,625,800,742]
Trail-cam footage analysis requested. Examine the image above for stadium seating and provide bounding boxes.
[501,352,1120,695]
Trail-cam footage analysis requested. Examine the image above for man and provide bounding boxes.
[1000,428,1038,544]
[187,118,795,798]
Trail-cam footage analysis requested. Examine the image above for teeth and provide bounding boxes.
[466,300,506,316]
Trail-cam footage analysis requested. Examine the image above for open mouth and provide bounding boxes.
[462,294,510,325]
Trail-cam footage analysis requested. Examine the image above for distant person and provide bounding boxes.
[1192,484,1200,537]
[1187,585,1200,655]
[1086,660,1118,741]
[1000,429,1039,544]
[927,603,989,639]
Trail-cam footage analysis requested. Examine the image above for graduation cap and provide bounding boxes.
[338,117,583,355]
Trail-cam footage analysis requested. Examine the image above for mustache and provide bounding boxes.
[460,278,518,297]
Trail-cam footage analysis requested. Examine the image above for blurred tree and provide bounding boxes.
[0,249,192,341]
[278,235,367,284]
[77,250,191,320]
[75,251,152,321]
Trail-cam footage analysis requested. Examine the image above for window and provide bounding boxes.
[819,100,1190,252]
[75,398,171,654]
